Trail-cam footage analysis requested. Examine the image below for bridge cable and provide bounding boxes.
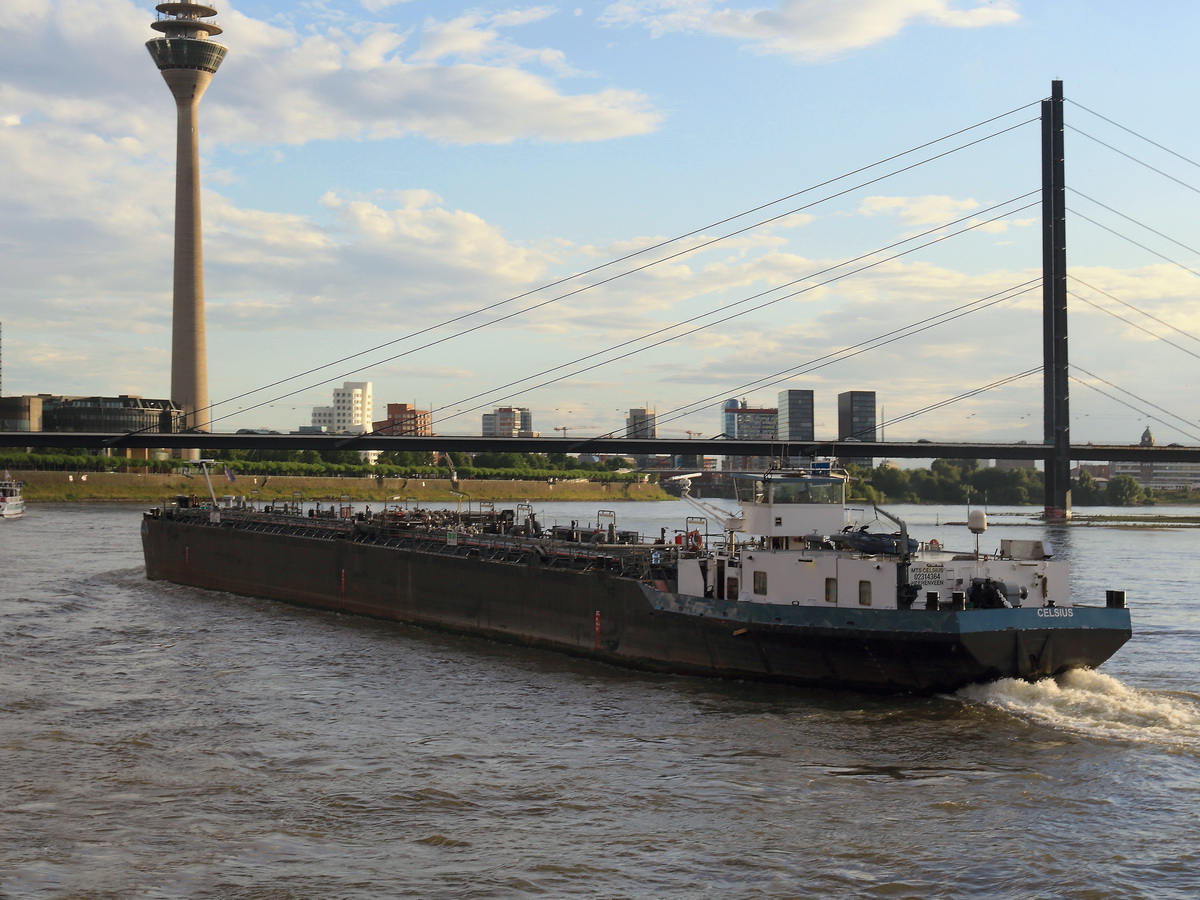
[578,280,1041,441]
[198,123,1038,433]
[159,114,1036,438]
[637,282,1040,437]
[1068,291,1200,363]
[1071,364,1200,436]
[873,368,1043,433]
[1069,372,1200,444]
[1065,125,1200,197]
[425,195,1040,428]
[1068,189,1200,260]
[1067,208,1200,280]
[1068,275,1200,347]
[1067,100,1200,171]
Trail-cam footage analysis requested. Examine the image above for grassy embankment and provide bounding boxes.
[13,471,672,504]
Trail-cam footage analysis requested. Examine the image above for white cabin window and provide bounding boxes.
[825,578,837,604]
[858,580,872,606]
[753,571,768,595]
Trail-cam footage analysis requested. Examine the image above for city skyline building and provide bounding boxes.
[1108,426,1200,490]
[778,389,815,467]
[311,381,374,433]
[838,390,877,468]
[0,394,179,459]
[482,406,536,437]
[777,390,815,442]
[625,407,657,467]
[146,1,228,445]
[625,408,657,440]
[373,403,433,436]
[721,398,778,471]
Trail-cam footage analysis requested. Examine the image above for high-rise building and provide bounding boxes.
[720,399,778,441]
[625,407,657,467]
[373,403,433,436]
[777,390,815,442]
[146,2,228,444]
[311,381,374,433]
[625,408,657,439]
[720,398,777,471]
[482,407,536,437]
[837,390,876,468]
[777,389,815,466]
[721,398,740,440]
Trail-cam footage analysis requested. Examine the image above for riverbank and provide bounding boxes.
[11,471,672,503]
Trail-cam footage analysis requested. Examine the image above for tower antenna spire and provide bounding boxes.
[146,2,227,457]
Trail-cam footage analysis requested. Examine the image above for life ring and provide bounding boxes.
[929,539,941,550]
[688,529,703,551]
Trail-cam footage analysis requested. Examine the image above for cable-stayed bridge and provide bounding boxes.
[3,430,1197,465]
[5,83,1199,516]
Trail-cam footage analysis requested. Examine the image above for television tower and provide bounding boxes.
[146,3,227,444]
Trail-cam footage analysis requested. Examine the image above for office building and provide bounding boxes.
[721,398,777,471]
[44,395,180,434]
[482,406,536,437]
[374,403,433,436]
[625,407,657,439]
[838,390,876,468]
[777,389,815,466]
[311,381,374,434]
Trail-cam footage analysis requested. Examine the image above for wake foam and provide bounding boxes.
[957,669,1200,752]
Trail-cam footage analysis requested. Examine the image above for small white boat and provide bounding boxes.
[0,473,26,518]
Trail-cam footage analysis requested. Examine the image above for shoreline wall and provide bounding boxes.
[11,471,671,503]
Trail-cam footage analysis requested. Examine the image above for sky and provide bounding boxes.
[4,0,1200,446]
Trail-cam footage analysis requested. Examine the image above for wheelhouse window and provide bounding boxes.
[734,473,846,505]
[858,581,872,606]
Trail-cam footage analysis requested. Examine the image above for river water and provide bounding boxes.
[2,501,1199,899]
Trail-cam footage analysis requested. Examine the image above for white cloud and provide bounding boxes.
[600,0,1020,60]
[2,1,661,150]
[216,6,658,145]
[360,0,414,11]
[859,195,980,224]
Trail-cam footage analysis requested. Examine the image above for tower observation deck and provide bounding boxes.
[146,2,227,453]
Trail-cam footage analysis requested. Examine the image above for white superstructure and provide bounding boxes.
[0,475,25,518]
[675,469,1069,611]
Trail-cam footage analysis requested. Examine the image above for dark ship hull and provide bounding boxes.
[141,508,1131,694]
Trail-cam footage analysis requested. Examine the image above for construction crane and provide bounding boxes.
[685,430,703,439]
[554,426,569,437]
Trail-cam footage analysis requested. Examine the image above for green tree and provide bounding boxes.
[319,449,363,465]
[1106,474,1144,506]
[472,451,525,469]
[867,465,911,502]
[1073,470,1100,505]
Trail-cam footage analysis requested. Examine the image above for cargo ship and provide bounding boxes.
[141,463,1131,693]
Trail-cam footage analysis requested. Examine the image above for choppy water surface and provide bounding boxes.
[3,501,1199,899]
